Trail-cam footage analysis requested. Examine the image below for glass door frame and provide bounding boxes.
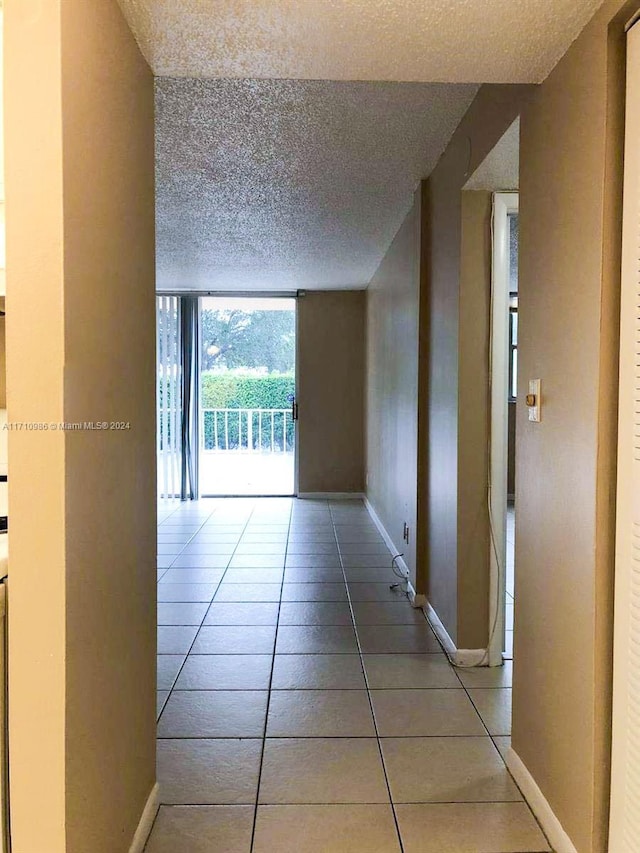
[195,291,298,498]
[488,193,519,666]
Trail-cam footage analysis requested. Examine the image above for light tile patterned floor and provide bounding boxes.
[148,498,548,853]
[505,503,515,660]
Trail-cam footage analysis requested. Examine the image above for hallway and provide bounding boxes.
[151,498,549,852]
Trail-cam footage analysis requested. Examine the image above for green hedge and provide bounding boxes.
[201,373,295,451]
[201,373,294,409]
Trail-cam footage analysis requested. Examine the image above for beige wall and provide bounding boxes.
[5,2,67,846]
[513,2,635,849]
[5,1,156,851]
[416,1,634,846]
[457,190,492,648]
[420,86,531,642]
[366,192,420,582]
[0,318,6,408]
[297,291,365,494]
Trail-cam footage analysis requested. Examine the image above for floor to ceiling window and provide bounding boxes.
[199,296,297,497]
[157,295,297,500]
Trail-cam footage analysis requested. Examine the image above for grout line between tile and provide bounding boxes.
[158,503,214,548]
[151,501,236,848]
[249,500,294,852]
[329,502,405,853]
[423,578,551,850]
[154,499,545,853]
[158,505,255,714]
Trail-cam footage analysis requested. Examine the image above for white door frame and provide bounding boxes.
[293,294,300,496]
[195,292,298,497]
[488,192,519,667]
[609,19,640,848]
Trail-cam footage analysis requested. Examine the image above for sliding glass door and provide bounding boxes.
[157,294,297,499]
[199,296,297,496]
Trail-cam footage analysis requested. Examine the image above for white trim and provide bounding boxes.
[298,491,365,501]
[424,599,457,657]
[505,748,576,853]
[488,192,518,667]
[294,299,300,497]
[406,578,426,609]
[364,498,487,665]
[423,600,486,666]
[363,495,414,605]
[128,783,160,853]
[626,8,640,31]
[455,648,488,666]
[363,497,410,578]
[157,290,300,298]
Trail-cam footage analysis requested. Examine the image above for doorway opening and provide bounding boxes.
[496,195,519,664]
[461,117,519,676]
[199,296,297,496]
[456,121,519,753]
[487,189,519,669]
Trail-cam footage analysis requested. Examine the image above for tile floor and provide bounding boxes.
[148,498,548,853]
[505,503,515,660]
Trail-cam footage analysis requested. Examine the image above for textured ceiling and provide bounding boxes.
[119,0,603,84]
[464,119,520,191]
[156,79,478,292]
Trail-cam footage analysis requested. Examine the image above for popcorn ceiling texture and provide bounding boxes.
[125,1,602,290]
[119,0,602,83]
[464,119,520,191]
[155,78,477,291]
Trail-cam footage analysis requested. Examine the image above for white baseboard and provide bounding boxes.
[455,648,488,666]
[424,600,487,666]
[363,497,487,666]
[298,492,365,500]
[424,599,457,657]
[505,748,577,853]
[129,782,160,853]
[406,580,427,609]
[362,497,411,578]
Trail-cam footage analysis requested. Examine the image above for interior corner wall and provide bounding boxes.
[421,85,531,645]
[457,190,492,649]
[366,189,420,583]
[297,291,365,494]
[5,2,157,851]
[513,1,635,849]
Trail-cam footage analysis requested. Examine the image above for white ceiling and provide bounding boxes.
[155,79,478,291]
[119,0,602,84]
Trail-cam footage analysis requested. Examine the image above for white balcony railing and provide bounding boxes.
[201,408,294,454]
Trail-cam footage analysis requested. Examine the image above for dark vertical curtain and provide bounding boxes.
[180,296,200,500]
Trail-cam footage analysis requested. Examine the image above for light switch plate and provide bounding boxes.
[528,379,541,422]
